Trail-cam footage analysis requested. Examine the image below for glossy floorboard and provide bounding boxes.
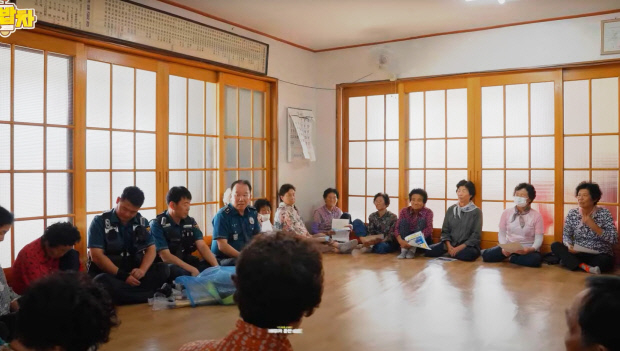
[102,253,599,351]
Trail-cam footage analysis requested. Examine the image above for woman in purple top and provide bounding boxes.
[395,189,434,259]
[311,188,351,234]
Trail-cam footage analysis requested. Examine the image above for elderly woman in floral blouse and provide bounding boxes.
[395,188,434,259]
[274,184,358,254]
[551,181,618,274]
[358,193,398,254]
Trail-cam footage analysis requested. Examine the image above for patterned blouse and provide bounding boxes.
[178,319,293,351]
[367,211,397,242]
[0,266,19,316]
[563,207,618,256]
[311,205,343,234]
[394,207,434,241]
[274,202,311,238]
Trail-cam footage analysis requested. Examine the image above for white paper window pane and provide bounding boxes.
[506,137,528,169]
[506,170,529,199]
[408,140,424,169]
[349,169,365,196]
[349,96,366,140]
[239,139,252,168]
[348,197,366,224]
[207,171,218,201]
[482,138,504,168]
[47,53,73,125]
[592,135,619,168]
[426,170,446,199]
[188,171,205,204]
[86,60,110,128]
[206,83,218,135]
[14,47,43,124]
[530,82,555,135]
[386,94,399,139]
[408,170,424,192]
[592,170,618,204]
[191,205,206,235]
[252,140,263,169]
[0,222,11,267]
[14,220,44,258]
[47,173,72,216]
[349,142,365,168]
[0,125,8,170]
[367,169,385,196]
[225,86,238,136]
[140,209,157,223]
[564,136,589,169]
[482,86,504,137]
[0,44,10,121]
[253,91,264,138]
[188,136,205,169]
[564,171,590,202]
[425,140,445,169]
[87,172,110,212]
[136,69,156,132]
[112,65,134,130]
[188,79,205,135]
[224,171,237,190]
[385,141,399,168]
[86,130,110,169]
[409,92,424,139]
[135,133,155,170]
[386,169,399,198]
[564,80,589,134]
[169,135,187,169]
[169,76,187,133]
[447,170,468,200]
[112,172,134,205]
[426,200,445,229]
[447,139,467,169]
[252,170,263,199]
[239,171,251,187]
[47,127,72,170]
[530,137,554,168]
[531,170,555,202]
[239,88,252,137]
[207,138,218,169]
[169,171,186,188]
[0,173,10,210]
[530,203,554,235]
[426,90,445,138]
[366,197,376,222]
[111,132,134,169]
[367,141,384,168]
[592,78,619,134]
[136,171,156,208]
[505,84,528,136]
[206,204,218,235]
[14,125,43,170]
[482,202,505,232]
[482,170,504,201]
[367,95,385,140]
[447,89,467,138]
[14,173,43,217]
[225,139,237,168]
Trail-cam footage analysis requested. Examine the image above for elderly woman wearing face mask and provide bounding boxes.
[482,183,544,267]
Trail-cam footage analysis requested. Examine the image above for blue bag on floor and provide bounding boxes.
[174,266,236,307]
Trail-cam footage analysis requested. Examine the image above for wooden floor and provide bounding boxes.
[102,253,595,351]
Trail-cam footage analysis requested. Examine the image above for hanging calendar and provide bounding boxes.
[287,108,316,162]
[17,0,269,75]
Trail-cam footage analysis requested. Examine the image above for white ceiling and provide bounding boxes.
[168,0,620,51]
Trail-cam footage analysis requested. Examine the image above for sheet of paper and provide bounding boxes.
[261,221,273,233]
[499,242,524,253]
[403,231,430,249]
[573,244,600,254]
[331,219,350,230]
[332,229,350,243]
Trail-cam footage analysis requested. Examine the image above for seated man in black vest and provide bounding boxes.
[151,186,218,282]
[87,186,169,305]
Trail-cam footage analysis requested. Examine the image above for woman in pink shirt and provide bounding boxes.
[482,183,544,267]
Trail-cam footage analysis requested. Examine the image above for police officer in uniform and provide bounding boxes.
[211,180,261,266]
[87,186,169,305]
[150,186,218,281]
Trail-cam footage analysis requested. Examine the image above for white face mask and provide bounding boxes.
[259,214,271,222]
[513,196,528,208]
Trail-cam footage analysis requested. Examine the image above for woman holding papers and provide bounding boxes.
[426,180,482,261]
[551,181,618,274]
[311,188,351,234]
[359,193,399,254]
[274,184,358,254]
[395,189,434,259]
[482,183,544,267]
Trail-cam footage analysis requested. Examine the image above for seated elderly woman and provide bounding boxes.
[551,181,618,274]
[425,180,482,261]
[274,184,358,254]
[311,188,351,234]
[394,189,434,259]
[357,193,399,254]
[482,183,544,267]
